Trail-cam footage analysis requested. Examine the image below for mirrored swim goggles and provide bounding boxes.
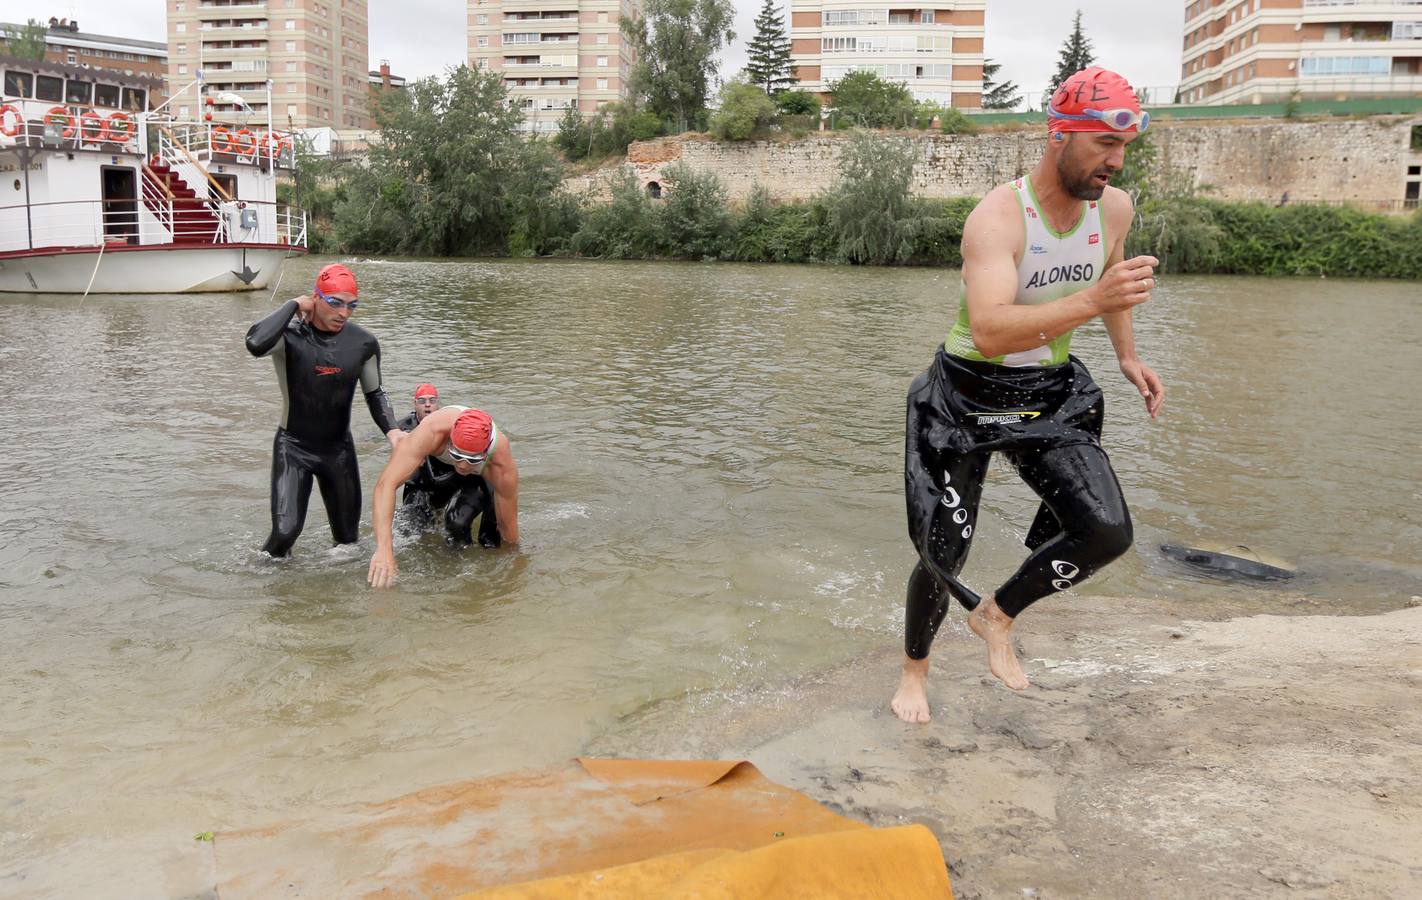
[446,424,498,466]
[316,289,358,310]
[415,396,439,405]
[1047,103,1149,133]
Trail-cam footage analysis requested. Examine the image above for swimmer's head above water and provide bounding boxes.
[309,264,359,333]
[1046,67,1146,202]
[413,383,440,421]
[448,408,498,475]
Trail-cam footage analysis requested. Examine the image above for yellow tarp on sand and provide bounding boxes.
[211,758,951,898]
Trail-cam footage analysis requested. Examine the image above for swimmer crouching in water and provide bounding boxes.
[368,407,519,587]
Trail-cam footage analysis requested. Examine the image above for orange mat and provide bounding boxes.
[210,758,951,898]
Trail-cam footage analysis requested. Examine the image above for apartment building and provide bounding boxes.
[165,0,371,129]
[1180,0,1422,105]
[788,0,985,108]
[467,0,640,133]
[1,18,168,105]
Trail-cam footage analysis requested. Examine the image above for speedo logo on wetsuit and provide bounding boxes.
[1024,263,1094,290]
[315,365,342,376]
[967,411,1042,425]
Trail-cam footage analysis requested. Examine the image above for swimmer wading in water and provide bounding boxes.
[892,67,1165,722]
[245,264,405,557]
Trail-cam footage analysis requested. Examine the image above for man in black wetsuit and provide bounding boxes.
[395,383,499,548]
[244,263,404,557]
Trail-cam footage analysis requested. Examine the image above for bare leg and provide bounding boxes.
[891,655,933,723]
[967,596,1029,691]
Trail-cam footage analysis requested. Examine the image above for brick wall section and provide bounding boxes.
[564,117,1422,205]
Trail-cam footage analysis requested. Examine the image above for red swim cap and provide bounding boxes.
[315,263,358,297]
[414,383,438,399]
[1048,67,1144,133]
[450,409,495,455]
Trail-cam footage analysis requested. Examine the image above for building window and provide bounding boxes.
[175,1,185,9]
[596,56,608,66]
[178,64,188,75]
[176,43,187,53]
[175,22,186,32]
[920,9,934,23]
[286,61,297,72]
[477,13,487,23]
[596,77,608,89]
[477,36,489,47]
[286,41,296,51]
[179,105,190,117]
[1299,56,1389,76]
[598,12,608,22]
[597,33,608,44]
[287,83,297,92]
[67,53,77,65]
[287,104,298,115]
[286,20,296,29]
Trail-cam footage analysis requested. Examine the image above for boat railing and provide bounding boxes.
[0,105,144,155]
[0,199,309,255]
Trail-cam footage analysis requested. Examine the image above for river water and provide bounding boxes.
[1,257,1419,896]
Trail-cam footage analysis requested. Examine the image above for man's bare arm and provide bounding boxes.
[487,438,519,546]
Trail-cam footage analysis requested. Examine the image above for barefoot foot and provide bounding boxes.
[891,656,932,723]
[967,598,1029,691]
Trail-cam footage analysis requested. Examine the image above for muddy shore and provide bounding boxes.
[588,599,1422,898]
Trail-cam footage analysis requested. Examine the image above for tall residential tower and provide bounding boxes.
[468,0,641,133]
[1180,0,1422,105]
[165,0,371,128]
[788,0,985,108]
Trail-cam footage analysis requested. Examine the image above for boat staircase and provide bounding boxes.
[138,127,231,244]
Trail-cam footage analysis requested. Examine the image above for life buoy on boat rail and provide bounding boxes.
[45,106,76,139]
[231,127,257,157]
[0,104,22,138]
[78,109,106,144]
[104,112,135,144]
[210,125,235,154]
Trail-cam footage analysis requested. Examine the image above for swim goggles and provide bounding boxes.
[316,289,358,311]
[445,444,488,466]
[1047,103,1150,133]
[415,396,439,405]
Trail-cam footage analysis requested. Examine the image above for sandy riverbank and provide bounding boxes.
[588,599,1422,898]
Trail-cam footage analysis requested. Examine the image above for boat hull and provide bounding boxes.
[0,243,303,294]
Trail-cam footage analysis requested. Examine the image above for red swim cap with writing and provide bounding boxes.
[450,409,495,455]
[315,263,358,297]
[1048,67,1143,133]
[414,383,438,399]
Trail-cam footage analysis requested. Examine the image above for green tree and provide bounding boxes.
[333,65,567,256]
[655,161,731,257]
[938,108,974,135]
[710,80,777,140]
[743,0,794,95]
[2,18,48,61]
[1044,10,1095,106]
[822,132,920,264]
[775,90,820,116]
[827,70,915,129]
[982,58,1021,110]
[621,0,737,133]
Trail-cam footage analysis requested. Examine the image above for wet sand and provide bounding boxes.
[589,600,1422,898]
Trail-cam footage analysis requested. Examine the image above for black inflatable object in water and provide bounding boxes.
[1160,543,1295,582]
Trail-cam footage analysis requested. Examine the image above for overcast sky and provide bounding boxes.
[0,0,1185,104]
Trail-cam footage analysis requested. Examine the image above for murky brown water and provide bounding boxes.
[1,257,1418,896]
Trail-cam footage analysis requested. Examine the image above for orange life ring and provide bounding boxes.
[231,127,257,156]
[211,125,234,154]
[45,106,75,138]
[104,111,134,144]
[79,109,106,143]
[259,131,292,158]
[0,103,22,138]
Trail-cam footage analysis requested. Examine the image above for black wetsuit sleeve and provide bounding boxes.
[360,346,397,434]
[245,300,300,357]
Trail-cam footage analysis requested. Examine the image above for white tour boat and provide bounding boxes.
[0,56,306,294]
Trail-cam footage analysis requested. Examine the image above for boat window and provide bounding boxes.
[122,87,147,112]
[3,71,33,99]
[36,74,64,102]
[94,83,121,108]
[66,80,93,104]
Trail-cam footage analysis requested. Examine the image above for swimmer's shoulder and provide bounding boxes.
[1098,184,1135,232]
[963,184,1026,256]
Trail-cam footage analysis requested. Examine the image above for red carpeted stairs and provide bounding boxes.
[142,158,222,243]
